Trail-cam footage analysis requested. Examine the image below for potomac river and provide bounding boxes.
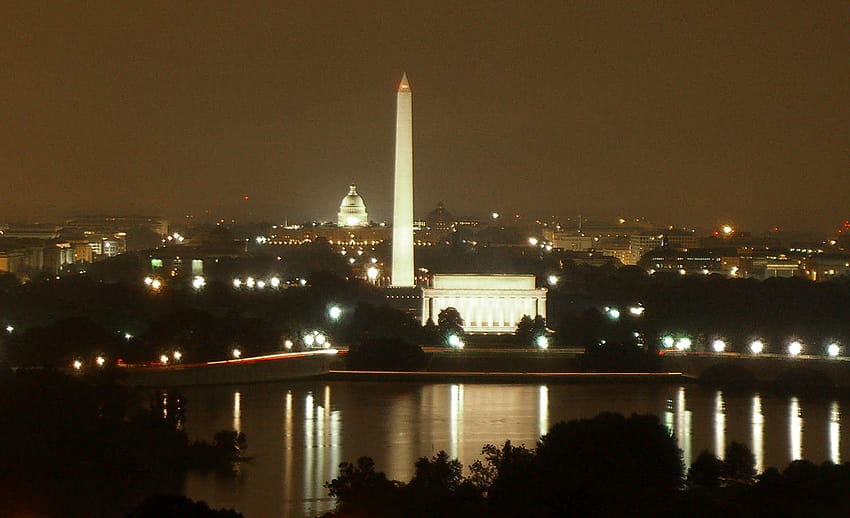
[178,381,847,517]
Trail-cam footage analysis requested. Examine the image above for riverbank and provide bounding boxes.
[326,370,692,384]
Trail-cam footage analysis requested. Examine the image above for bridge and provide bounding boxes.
[659,351,850,390]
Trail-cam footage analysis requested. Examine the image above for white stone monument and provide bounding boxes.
[391,73,415,287]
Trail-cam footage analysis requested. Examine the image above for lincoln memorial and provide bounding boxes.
[421,274,548,334]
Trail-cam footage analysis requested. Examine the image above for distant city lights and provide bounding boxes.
[96,355,105,367]
[5,325,13,334]
[192,276,206,290]
[675,337,692,351]
[173,350,182,361]
[749,340,765,354]
[232,348,242,359]
[367,266,379,281]
[160,354,169,364]
[628,305,645,316]
[547,275,558,287]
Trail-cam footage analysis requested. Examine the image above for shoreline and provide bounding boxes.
[325,370,694,384]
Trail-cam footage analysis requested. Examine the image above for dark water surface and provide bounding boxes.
[179,381,847,517]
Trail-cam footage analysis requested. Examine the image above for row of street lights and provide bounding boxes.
[661,334,843,358]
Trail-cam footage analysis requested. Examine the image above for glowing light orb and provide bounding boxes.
[788,340,803,356]
[328,306,342,320]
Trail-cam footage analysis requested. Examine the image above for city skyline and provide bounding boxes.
[1,2,848,231]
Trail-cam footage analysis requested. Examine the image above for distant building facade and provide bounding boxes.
[422,274,547,334]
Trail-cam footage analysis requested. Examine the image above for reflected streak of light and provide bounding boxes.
[233,392,241,433]
[324,385,331,418]
[538,385,549,438]
[330,410,341,479]
[714,391,725,460]
[285,391,293,507]
[830,401,840,464]
[449,384,464,460]
[752,394,764,473]
[790,396,802,461]
[305,393,314,505]
[317,401,325,481]
[676,387,692,470]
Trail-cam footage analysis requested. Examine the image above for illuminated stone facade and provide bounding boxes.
[337,184,369,227]
[392,73,414,287]
[422,274,547,334]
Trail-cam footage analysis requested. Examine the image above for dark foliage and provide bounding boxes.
[0,371,246,518]
[128,495,243,518]
[346,337,428,371]
[322,412,682,518]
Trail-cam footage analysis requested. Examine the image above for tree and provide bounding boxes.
[514,315,534,346]
[409,451,464,492]
[723,441,756,485]
[129,496,243,518]
[325,457,400,517]
[515,315,548,347]
[688,450,723,489]
[437,307,464,344]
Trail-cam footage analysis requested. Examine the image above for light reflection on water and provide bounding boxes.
[183,382,849,518]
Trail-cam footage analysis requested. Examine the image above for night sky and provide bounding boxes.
[1,2,847,231]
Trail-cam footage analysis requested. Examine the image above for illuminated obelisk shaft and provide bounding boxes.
[391,73,414,287]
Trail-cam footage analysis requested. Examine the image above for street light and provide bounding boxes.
[547,275,558,287]
[96,355,105,367]
[749,340,764,355]
[827,343,841,358]
[711,339,726,353]
[675,337,692,351]
[328,306,343,321]
[232,348,242,359]
[787,340,803,356]
[536,335,549,350]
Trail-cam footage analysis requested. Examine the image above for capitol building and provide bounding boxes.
[337,184,369,227]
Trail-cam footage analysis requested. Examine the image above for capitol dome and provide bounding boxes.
[338,183,369,227]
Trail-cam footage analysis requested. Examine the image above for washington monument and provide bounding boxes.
[391,73,414,287]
